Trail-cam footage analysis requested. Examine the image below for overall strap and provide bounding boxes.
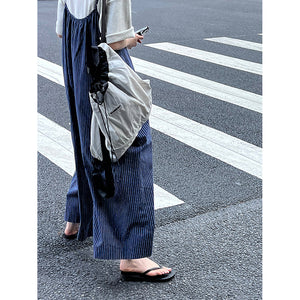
[100,0,107,43]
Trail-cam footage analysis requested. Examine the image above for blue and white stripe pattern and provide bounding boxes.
[62,0,154,259]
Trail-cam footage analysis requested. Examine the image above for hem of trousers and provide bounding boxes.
[93,240,153,260]
[64,215,81,224]
[77,224,93,241]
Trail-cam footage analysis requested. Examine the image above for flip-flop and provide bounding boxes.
[121,266,176,282]
[62,232,78,240]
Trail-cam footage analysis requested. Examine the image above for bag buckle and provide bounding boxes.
[91,90,104,105]
[90,82,108,105]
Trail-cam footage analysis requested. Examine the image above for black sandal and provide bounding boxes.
[121,266,176,282]
[62,232,78,240]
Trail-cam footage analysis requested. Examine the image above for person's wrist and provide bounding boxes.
[127,40,132,49]
[124,38,130,48]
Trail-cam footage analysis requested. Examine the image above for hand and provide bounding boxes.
[108,34,144,51]
[57,34,62,38]
[126,34,144,49]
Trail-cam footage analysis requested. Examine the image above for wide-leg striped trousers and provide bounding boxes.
[62,4,155,259]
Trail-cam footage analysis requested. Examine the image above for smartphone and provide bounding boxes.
[135,26,150,36]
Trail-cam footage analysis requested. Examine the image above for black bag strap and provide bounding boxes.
[100,0,107,43]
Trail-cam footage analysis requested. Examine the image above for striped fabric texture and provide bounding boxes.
[62,0,154,259]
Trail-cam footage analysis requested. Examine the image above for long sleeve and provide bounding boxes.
[56,0,65,36]
[104,0,135,44]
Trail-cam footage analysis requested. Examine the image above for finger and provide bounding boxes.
[136,34,144,40]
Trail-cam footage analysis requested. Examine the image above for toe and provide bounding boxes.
[147,267,171,276]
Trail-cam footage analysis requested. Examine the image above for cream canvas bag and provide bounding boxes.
[89,1,152,162]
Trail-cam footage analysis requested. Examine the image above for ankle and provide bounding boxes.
[64,222,79,235]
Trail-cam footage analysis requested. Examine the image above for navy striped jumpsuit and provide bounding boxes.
[61,0,154,259]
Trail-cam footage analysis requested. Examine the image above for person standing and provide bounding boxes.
[55,0,175,281]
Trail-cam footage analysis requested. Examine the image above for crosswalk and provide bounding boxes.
[131,57,262,113]
[38,34,262,210]
[146,42,262,74]
[204,37,262,52]
[38,113,184,210]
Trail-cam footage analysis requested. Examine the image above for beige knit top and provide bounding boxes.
[56,0,135,44]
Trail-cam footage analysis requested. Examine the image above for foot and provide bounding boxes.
[64,222,80,236]
[120,257,172,276]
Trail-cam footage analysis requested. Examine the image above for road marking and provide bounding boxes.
[38,57,64,85]
[38,56,262,114]
[38,114,75,176]
[146,42,262,75]
[38,113,184,210]
[151,106,262,179]
[37,57,262,178]
[131,57,262,113]
[204,37,262,52]
[38,58,63,84]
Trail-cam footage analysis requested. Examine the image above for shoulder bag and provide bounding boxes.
[88,0,152,163]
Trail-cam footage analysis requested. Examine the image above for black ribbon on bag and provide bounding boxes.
[86,0,115,199]
[89,45,109,104]
[88,48,115,198]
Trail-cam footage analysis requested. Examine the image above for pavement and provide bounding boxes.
[38,154,261,300]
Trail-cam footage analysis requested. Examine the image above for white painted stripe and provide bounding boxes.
[146,42,262,75]
[131,57,262,113]
[37,57,65,86]
[205,37,263,52]
[153,185,184,210]
[38,113,75,175]
[37,58,64,85]
[38,113,73,152]
[38,57,262,113]
[258,33,262,36]
[37,57,262,178]
[38,131,75,176]
[151,106,262,179]
[38,113,184,210]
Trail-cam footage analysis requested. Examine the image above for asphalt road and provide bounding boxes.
[38,0,262,299]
